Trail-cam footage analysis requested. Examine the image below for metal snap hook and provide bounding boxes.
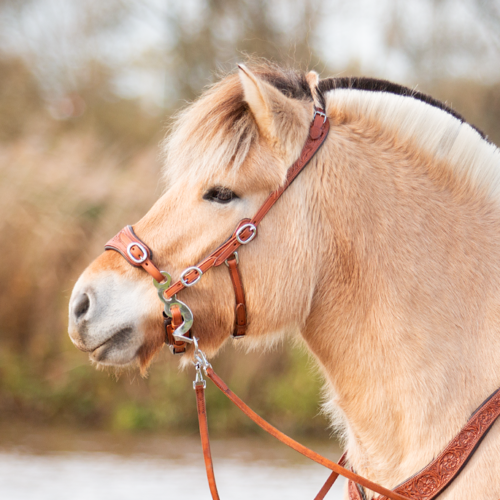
[193,363,206,389]
[192,337,211,372]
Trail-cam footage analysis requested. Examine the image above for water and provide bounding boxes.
[0,427,345,499]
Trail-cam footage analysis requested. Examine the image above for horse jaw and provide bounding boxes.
[68,268,164,370]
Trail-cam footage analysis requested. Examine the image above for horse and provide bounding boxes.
[68,62,500,499]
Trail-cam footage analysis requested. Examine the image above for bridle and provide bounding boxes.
[105,107,329,353]
[104,106,500,500]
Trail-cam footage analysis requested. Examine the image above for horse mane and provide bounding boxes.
[164,63,500,201]
[318,77,487,140]
[319,76,500,201]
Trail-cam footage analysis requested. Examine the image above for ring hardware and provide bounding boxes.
[224,251,239,267]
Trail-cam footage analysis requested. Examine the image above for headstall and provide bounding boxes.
[105,106,500,500]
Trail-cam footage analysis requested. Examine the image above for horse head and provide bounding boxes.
[68,64,323,370]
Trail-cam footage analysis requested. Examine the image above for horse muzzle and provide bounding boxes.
[68,271,151,365]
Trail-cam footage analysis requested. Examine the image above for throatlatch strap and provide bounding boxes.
[197,367,410,500]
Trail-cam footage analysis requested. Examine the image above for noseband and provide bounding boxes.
[103,106,500,500]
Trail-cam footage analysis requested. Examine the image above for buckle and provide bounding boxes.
[180,266,203,287]
[313,109,327,124]
[126,242,148,264]
[236,223,257,244]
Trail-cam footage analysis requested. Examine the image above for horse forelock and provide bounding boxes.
[161,63,314,188]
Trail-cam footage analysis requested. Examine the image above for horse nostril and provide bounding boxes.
[73,292,90,322]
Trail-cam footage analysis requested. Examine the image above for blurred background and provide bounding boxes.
[0,0,499,498]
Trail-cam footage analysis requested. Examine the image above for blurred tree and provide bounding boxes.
[0,0,323,107]
[156,0,323,102]
[384,0,500,84]
[377,0,500,143]
[0,0,328,434]
[0,57,43,141]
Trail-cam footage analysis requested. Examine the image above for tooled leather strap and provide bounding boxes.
[348,387,500,500]
[203,367,409,500]
[105,225,164,283]
[349,479,365,500]
[226,254,246,338]
[163,109,330,300]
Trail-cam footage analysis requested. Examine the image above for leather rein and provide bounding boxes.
[105,108,500,500]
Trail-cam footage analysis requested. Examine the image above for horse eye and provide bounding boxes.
[203,187,238,204]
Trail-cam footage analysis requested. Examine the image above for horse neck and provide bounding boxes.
[301,127,500,489]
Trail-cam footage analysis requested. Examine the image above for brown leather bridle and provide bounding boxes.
[104,107,500,500]
[106,108,330,354]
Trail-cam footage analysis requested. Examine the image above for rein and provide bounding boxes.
[104,106,500,500]
[193,342,500,500]
[191,339,409,500]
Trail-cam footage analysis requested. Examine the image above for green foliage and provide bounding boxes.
[0,340,330,438]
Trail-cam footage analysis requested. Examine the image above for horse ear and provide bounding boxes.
[305,70,322,108]
[237,64,311,159]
